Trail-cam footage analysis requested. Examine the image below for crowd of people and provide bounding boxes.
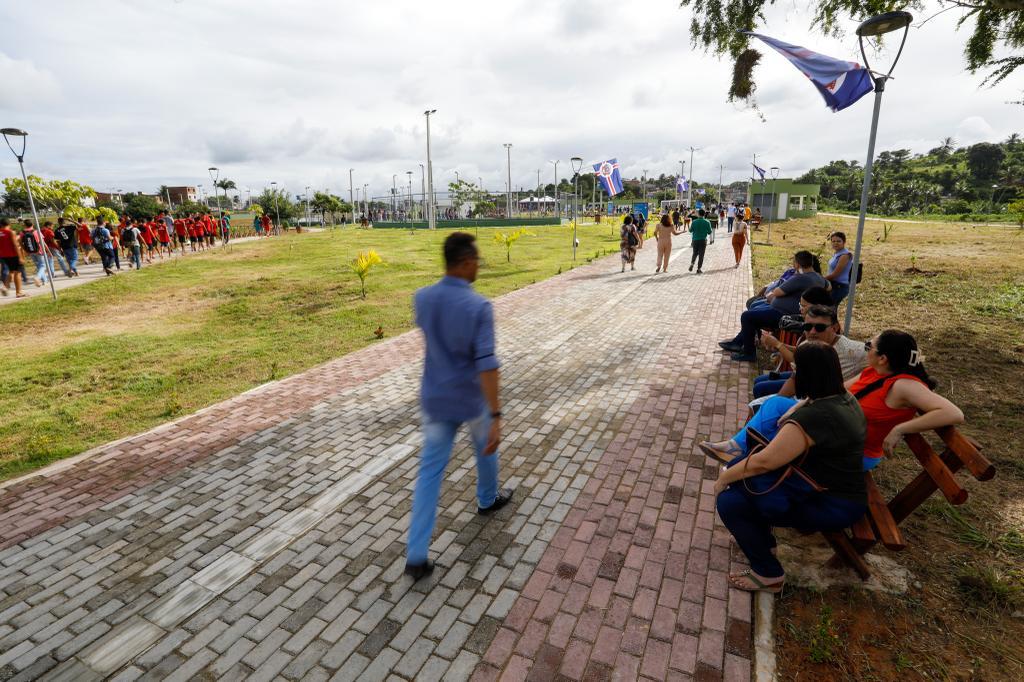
[0,211,279,296]
[618,202,757,275]
[694,244,965,592]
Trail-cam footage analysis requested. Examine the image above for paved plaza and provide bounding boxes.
[0,233,756,681]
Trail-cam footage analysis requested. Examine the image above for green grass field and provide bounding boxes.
[0,223,621,480]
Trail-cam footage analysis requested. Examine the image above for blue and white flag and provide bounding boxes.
[593,159,624,197]
[745,31,874,112]
[676,176,689,193]
[752,164,767,182]
[697,188,706,195]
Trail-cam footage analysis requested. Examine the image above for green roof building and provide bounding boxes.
[747,179,820,220]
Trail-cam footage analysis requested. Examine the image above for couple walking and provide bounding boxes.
[646,210,715,274]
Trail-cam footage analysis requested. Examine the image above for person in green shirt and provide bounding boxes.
[688,210,713,274]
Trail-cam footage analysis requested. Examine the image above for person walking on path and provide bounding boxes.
[732,216,748,268]
[405,232,514,580]
[0,218,27,297]
[122,220,142,269]
[824,231,853,306]
[688,209,714,274]
[54,218,79,276]
[727,203,737,232]
[654,213,682,273]
[620,215,640,272]
[18,221,50,287]
[40,221,70,278]
[77,219,94,265]
[90,221,116,276]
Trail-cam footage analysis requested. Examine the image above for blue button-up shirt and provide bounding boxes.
[415,276,500,421]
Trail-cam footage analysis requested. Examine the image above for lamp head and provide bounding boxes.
[856,11,912,37]
[570,157,583,173]
[424,109,436,115]
[1,128,27,137]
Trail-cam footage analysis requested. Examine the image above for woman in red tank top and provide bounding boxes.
[845,330,964,470]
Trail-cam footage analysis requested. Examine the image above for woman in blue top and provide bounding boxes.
[824,232,853,305]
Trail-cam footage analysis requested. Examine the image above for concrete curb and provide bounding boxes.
[753,593,778,681]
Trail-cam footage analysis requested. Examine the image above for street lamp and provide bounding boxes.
[363,183,369,222]
[767,166,780,242]
[571,156,583,261]
[304,185,311,227]
[348,168,355,224]
[642,169,648,204]
[391,174,398,219]
[678,161,686,204]
[844,10,913,333]
[424,109,437,229]
[418,164,426,221]
[406,171,414,225]
[686,145,702,209]
[208,167,224,239]
[1,128,56,300]
[270,181,281,234]
[550,160,559,219]
[504,143,513,219]
[990,184,999,213]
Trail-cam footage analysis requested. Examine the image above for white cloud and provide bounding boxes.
[0,0,1019,198]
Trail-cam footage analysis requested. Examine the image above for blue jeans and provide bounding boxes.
[730,306,784,354]
[727,216,734,232]
[753,371,792,398]
[831,282,849,306]
[731,395,798,454]
[131,245,142,269]
[63,247,78,273]
[717,485,866,578]
[407,409,499,565]
[30,254,51,284]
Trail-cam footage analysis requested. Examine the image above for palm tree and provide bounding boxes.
[215,179,237,208]
[941,137,957,154]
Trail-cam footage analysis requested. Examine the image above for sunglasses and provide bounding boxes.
[802,322,832,332]
[864,340,874,351]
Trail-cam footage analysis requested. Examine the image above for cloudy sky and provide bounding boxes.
[0,0,1020,201]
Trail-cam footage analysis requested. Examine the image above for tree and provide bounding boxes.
[120,193,162,219]
[2,175,97,217]
[349,250,385,298]
[448,180,486,216]
[1008,198,1024,227]
[967,142,1006,182]
[493,228,535,262]
[311,192,346,224]
[677,0,1024,106]
[251,188,297,224]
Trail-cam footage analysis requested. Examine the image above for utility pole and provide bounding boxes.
[503,143,513,219]
[551,160,559,219]
[718,165,723,205]
[348,168,355,223]
[686,145,701,209]
[642,170,648,205]
[424,109,437,229]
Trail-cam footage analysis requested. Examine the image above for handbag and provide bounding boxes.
[739,425,827,517]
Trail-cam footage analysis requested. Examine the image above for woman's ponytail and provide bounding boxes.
[876,329,937,390]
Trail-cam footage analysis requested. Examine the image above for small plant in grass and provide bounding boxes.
[878,222,897,241]
[349,250,385,299]
[493,228,535,262]
[807,605,841,663]
[1009,199,1024,229]
[956,566,1022,612]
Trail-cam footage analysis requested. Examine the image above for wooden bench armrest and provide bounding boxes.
[902,432,968,505]
[935,427,995,481]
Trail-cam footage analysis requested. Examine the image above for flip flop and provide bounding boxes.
[698,441,739,465]
[729,571,784,594]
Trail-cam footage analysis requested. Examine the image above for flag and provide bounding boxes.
[745,31,874,112]
[676,176,689,193]
[593,159,624,197]
[697,188,706,195]
[752,164,767,183]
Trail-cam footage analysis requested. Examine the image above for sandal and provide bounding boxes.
[729,570,784,593]
[698,441,741,465]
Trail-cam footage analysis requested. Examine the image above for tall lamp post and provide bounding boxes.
[418,164,426,221]
[208,167,224,240]
[363,183,369,223]
[550,160,559,219]
[767,166,780,243]
[424,109,437,230]
[348,169,355,224]
[270,181,281,234]
[642,169,648,205]
[571,156,583,261]
[678,160,685,203]
[686,145,701,209]
[406,171,413,224]
[844,10,913,333]
[304,186,311,227]
[2,128,56,300]
[503,143,513,219]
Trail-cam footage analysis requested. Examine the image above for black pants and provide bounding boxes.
[690,240,707,270]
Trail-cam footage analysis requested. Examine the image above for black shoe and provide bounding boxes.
[731,352,757,362]
[719,341,742,352]
[696,269,703,274]
[688,263,694,272]
[404,560,435,581]
[478,488,514,516]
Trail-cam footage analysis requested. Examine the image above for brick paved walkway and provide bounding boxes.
[0,232,755,681]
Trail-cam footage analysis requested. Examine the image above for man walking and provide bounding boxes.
[726,203,736,233]
[54,217,79,276]
[688,209,714,274]
[406,232,514,580]
[0,218,26,297]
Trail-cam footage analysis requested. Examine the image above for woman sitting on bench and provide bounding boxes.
[713,342,867,592]
[850,330,964,470]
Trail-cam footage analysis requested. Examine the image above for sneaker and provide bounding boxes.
[404,560,435,581]
[719,340,742,352]
[696,269,703,274]
[1,287,7,297]
[731,352,757,362]
[478,488,514,516]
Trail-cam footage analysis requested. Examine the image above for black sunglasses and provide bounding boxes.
[864,340,873,351]
[802,322,831,332]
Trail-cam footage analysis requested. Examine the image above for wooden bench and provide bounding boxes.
[822,426,994,580]
[771,329,802,374]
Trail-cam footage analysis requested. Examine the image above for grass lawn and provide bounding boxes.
[0,222,621,481]
[750,216,1024,679]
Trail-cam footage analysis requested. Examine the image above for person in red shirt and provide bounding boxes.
[186,217,199,252]
[0,218,26,297]
[173,218,188,254]
[156,218,171,257]
[203,214,215,248]
[77,220,93,264]
[140,218,156,263]
[41,221,71,277]
[260,213,272,238]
